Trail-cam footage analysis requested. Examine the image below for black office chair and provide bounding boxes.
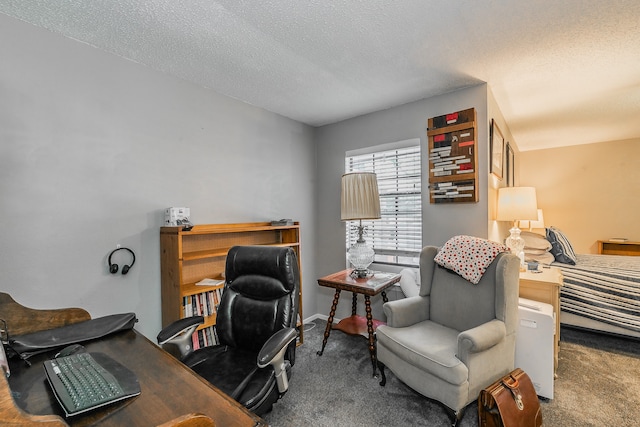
[157,245,300,415]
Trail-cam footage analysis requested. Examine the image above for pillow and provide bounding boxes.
[523,247,550,256]
[399,268,420,298]
[521,231,552,251]
[546,226,577,265]
[524,252,555,265]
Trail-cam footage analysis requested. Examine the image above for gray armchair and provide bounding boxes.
[376,246,520,426]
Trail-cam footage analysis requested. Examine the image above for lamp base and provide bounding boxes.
[505,226,526,266]
[350,268,371,279]
[347,224,375,278]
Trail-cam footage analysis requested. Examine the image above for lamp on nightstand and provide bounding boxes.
[497,187,538,265]
[341,172,381,278]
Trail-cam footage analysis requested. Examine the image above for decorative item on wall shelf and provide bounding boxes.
[271,219,294,226]
[490,119,504,180]
[427,107,478,203]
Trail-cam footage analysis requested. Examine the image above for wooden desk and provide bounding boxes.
[597,240,640,256]
[5,329,266,426]
[519,267,563,374]
[316,269,401,376]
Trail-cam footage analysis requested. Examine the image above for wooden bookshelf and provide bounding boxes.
[160,222,304,347]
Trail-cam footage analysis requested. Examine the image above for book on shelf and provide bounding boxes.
[191,325,219,350]
[196,278,225,286]
[182,288,224,318]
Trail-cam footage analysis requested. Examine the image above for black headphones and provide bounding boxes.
[108,247,136,275]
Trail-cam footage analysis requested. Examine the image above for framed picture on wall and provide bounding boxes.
[490,119,504,179]
[506,142,515,186]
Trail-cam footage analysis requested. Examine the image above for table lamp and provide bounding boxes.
[341,172,381,278]
[497,187,538,265]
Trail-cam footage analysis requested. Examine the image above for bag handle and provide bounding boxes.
[502,375,524,410]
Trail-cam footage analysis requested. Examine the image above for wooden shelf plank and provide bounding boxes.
[332,315,385,338]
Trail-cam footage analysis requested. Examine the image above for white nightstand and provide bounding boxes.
[519,266,563,374]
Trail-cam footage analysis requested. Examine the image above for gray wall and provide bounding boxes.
[1,14,505,339]
[314,85,490,321]
[0,15,317,340]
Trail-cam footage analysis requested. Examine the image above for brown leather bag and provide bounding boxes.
[478,368,542,427]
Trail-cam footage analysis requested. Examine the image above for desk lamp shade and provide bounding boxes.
[497,187,538,264]
[341,172,381,277]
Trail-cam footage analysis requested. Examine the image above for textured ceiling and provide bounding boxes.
[2,0,639,151]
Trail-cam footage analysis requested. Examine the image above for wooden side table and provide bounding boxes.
[316,269,401,376]
[519,266,563,374]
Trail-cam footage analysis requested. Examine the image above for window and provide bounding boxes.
[345,139,422,267]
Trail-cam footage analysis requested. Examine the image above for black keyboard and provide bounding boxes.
[44,352,140,417]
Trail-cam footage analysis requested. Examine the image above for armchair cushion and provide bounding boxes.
[377,321,468,386]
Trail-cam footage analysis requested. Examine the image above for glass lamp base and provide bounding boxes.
[505,226,526,266]
[348,240,374,278]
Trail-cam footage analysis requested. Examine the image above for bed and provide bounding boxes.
[553,254,640,339]
[523,228,640,340]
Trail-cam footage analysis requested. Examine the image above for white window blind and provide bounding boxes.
[345,140,422,267]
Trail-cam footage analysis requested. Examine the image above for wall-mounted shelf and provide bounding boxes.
[427,108,478,203]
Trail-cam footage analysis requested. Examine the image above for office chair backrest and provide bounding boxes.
[217,246,300,352]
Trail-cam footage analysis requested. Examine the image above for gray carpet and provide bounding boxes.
[263,319,640,427]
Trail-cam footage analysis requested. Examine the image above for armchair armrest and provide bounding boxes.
[457,319,506,360]
[382,296,430,328]
[257,328,297,394]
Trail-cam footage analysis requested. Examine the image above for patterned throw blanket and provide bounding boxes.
[434,235,508,284]
[555,254,640,333]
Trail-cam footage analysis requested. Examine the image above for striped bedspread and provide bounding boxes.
[554,254,640,333]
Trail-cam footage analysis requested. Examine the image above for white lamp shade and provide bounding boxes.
[496,187,538,222]
[530,209,545,229]
[520,209,545,230]
[341,172,381,221]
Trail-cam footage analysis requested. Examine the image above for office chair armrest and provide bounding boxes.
[257,327,297,394]
[257,327,297,366]
[156,316,204,360]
